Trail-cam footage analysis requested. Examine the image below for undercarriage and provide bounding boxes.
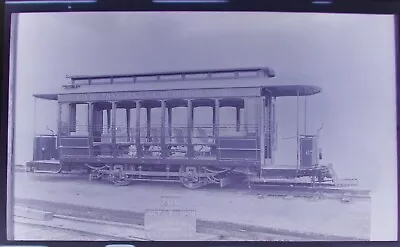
[25,160,357,189]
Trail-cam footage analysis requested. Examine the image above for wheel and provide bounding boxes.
[179,166,206,189]
[89,171,101,181]
[111,173,131,186]
[110,167,131,186]
[26,165,35,173]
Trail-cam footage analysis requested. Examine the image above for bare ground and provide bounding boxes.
[12,172,371,240]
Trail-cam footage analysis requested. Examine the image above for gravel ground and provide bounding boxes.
[14,222,118,240]
[11,172,371,240]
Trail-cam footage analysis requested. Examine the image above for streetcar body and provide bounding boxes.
[28,67,341,188]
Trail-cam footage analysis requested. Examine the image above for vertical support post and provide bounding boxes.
[214,99,220,160]
[236,106,241,132]
[126,108,131,142]
[136,101,141,157]
[146,107,151,141]
[271,97,275,150]
[57,102,62,152]
[187,99,193,157]
[191,104,195,122]
[112,101,117,157]
[304,96,307,135]
[296,90,300,171]
[212,106,216,130]
[260,97,266,168]
[32,98,37,161]
[94,106,103,143]
[88,102,93,157]
[255,97,260,136]
[107,109,111,131]
[265,95,272,160]
[244,99,249,133]
[69,103,76,132]
[271,97,277,165]
[168,107,172,142]
[161,100,166,157]
[33,98,37,136]
[102,109,105,141]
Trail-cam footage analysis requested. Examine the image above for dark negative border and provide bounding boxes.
[3,0,400,14]
[0,0,399,246]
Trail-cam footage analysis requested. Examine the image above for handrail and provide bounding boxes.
[60,123,259,128]
[60,127,259,136]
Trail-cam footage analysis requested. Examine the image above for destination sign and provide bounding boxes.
[58,87,261,103]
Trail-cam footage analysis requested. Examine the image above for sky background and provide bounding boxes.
[10,11,398,240]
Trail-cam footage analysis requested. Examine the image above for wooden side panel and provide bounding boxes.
[59,136,90,157]
[218,137,260,161]
[60,147,90,156]
[60,137,89,147]
[33,136,58,161]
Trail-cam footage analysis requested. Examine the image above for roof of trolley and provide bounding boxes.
[33,67,322,101]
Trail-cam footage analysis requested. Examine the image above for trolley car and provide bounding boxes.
[27,67,345,189]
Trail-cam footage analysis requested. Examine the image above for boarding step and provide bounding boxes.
[333,178,359,187]
[320,164,358,187]
[26,160,62,173]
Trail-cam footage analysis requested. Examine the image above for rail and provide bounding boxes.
[60,124,259,140]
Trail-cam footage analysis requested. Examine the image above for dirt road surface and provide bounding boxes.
[14,221,117,240]
[12,172,371,240]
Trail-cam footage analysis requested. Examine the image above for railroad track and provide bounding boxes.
[21,171,370,200]
[231,183,370,200]
[14,198,367,241]
[14,218,133,241]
